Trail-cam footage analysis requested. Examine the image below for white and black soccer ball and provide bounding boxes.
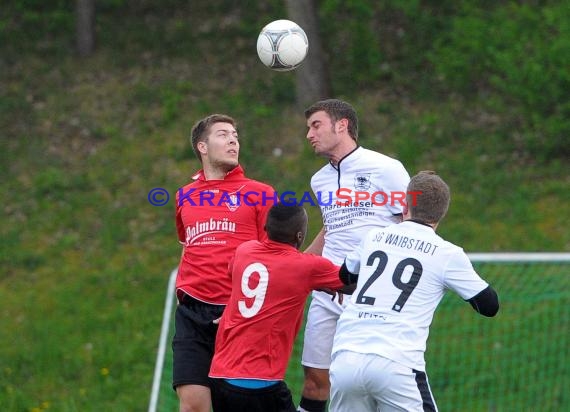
[256,19,309,71]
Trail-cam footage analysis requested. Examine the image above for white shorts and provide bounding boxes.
[301,290,346,369]
[329,351,438,412]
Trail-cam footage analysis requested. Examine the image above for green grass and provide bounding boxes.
[1,3,569,411]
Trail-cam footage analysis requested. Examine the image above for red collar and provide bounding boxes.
[191,165,245,181]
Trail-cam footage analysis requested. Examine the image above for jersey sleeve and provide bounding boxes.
[307,254,344,290]
[226,251,236,282]
[175,191,185,244]
[444,250,490,300]
[255,185,276,241]
[343,234,368,274]
[381,160,411,215]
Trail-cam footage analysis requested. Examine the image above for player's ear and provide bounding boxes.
[295,231,304,249]
[402,203,409,219]
[197,141,208,156]
[336,118,348,134]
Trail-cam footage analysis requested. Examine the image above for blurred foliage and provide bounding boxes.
[320,0,570,159]
[429,1,570,160]
[3,0,569,164]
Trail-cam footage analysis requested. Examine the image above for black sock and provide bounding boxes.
[298,397,327,412]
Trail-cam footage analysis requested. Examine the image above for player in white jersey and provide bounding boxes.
[299,99,410,412]
[329,171,500,412]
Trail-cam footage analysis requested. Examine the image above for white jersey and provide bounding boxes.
[311,146,410,265]
[332,220,489,371]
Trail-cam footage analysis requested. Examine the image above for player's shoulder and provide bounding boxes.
[358,147,405,168]
[178,177,201,190]
[432,231,465,254]
[301,250,337,268]
[310,163,337,188]
[442,239,470,261]
[235,239,263,254]
[312,162,335,178]
[362,224,390,244]
[429,234,473,269]
[242,177,276,192]
[175,180,200,202]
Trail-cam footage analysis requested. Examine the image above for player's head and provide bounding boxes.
[264,203,308,249]
[305,99,358,141]
[405,171,450,227]
[190,114,239,170]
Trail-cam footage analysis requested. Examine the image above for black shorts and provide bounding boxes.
[211,379,296,412]
[172,294,224,389]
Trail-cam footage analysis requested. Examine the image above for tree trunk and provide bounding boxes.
[76,0,96,57]
[285,0,332,108]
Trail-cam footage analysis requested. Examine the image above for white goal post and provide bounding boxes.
[468,252,570,262]
[148,268,177,412]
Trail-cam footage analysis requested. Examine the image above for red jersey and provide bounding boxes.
[175,165,276,304]
[209,239,344,380]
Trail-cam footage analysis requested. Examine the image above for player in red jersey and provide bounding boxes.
[173,114,276,412]
[209,203,357,412]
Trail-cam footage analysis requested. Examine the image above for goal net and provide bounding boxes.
[149,253,570,411]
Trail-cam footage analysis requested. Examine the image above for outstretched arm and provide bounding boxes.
[467,286,499,317]
[304,227,325,255]
[315,260,358,304]
[335,263,358,296]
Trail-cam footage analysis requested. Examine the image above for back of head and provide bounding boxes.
[265,203,308,247]
[304,99,358,141]
[190,113,236,162]
[406,171,450,225]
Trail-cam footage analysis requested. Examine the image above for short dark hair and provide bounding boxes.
[265,203,307,244]
[304,99,358,141]
[406,171,450,224]
[190,114,236,162]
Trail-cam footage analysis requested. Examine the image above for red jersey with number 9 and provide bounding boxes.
[209,239,343,380]
[175,166,276,304]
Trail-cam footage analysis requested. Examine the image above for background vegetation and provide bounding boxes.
[1,0,568,411]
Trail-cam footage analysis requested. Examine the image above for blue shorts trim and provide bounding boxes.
[225,378,280,388]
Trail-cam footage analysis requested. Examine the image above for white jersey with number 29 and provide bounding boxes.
[332,220,489,371]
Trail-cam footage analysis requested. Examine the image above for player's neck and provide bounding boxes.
[202,163,237,180]
[329,140,358,166]
[407,218,438,230]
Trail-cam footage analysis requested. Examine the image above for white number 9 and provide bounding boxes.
[238,262,269,318]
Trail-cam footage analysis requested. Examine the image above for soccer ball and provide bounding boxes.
[256,19,309,71]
